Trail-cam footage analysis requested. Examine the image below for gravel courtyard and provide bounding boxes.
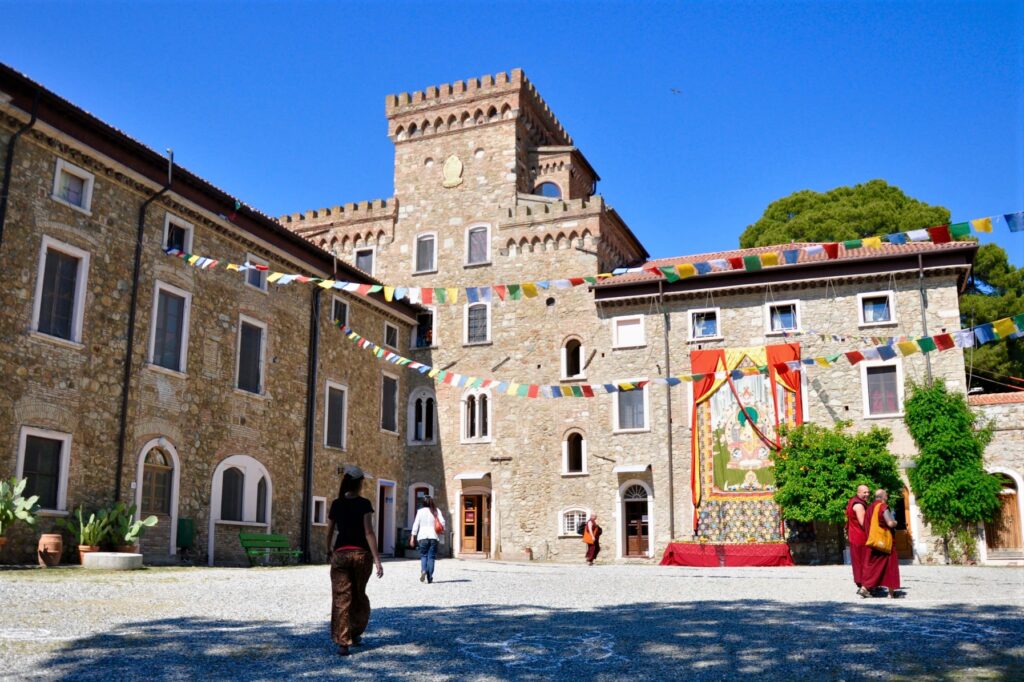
[1,559,1022,681]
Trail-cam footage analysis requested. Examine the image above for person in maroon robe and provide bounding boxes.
[846,484,871,596]
[861,489,901,598]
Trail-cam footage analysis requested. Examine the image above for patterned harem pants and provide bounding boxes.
[330,549,373,646]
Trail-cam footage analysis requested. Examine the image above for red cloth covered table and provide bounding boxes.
[660,542,795,567]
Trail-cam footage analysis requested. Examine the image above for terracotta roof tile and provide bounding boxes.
[968,392,1024,406]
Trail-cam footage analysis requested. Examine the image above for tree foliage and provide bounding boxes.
[739,179,950,248]
[960,243,1024,391]
[904,381,1001,535]
[773,422,903,524]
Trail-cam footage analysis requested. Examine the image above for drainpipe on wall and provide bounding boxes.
[917,253,932,382]
[113,151,173,502]
[659,281,676,539]
[0,90,40,250]
[300,287,322,563]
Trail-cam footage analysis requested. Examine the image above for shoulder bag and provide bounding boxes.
[865,505,893,554]
[432,510,444,535]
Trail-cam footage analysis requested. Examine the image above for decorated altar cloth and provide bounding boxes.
[660,542,795,567]
[690,344,803,544]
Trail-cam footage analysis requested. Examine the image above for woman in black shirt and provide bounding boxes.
[326,465,383,656]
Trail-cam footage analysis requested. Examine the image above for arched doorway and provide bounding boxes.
[985,473,1023,555]
[619,481,652,558]
[133,438,181,558]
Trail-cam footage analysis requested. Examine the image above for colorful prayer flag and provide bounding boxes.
[1005,212,1024,232]
[823,243,839,259]
[949,222,971,239]
[917,337,937,353]
[862,237,882,249]
[992,317,1017,338]
[926,225,951,244]
[933,334,955,351]
[676,263,697,279]
[886,232,907,245]
[897,341,919,356]
[742,255,762,272]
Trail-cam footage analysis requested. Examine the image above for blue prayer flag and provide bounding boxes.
[877,345,897,360]
[974,323,996,345]
[465,287,479,303]
[694,262,712,275]
[1005,212,1024,233]
[783,249,799,265]
[887,233,908,245]
[603,384,617,393]
[536,281,550,289]
[549,385,561,397]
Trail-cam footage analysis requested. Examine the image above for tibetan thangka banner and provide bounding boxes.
[690,344,802,541]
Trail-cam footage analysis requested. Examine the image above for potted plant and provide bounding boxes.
[57,507,110,564]
[106,502,157,553]
[0,477,40,552]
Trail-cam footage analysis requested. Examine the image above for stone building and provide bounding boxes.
[969,393,1024,564]
[0,64,418,565]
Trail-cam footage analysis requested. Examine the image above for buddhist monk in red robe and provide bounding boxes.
[861,489,901,598]
[846,484,870,596]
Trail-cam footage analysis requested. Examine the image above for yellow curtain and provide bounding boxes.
[694,346,768,405]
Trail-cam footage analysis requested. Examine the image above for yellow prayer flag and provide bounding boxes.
[522,283,539,298]
[619,382,635,391]
[187,255,200,265]
[971,217,993,233]
[760,252,780,267]
[560,386,573,397]
[267,272,285,283]
[862,237,882,249]
[506,383,520,396]
[226,263,240,271]
[318,279,336,289]
[676,263,697,278]
[384,286,394,302]
[992,317,1016,338]
[428,368,440,378]
[446,288,459,304]
[814,357,830,367]
[897,341,919,356]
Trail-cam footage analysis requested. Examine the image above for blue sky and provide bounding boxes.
[3,1,1022,263]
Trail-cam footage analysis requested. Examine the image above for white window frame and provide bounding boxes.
[324,380,348,450]
[50,158,95,214]
[407,482,435,527]
[412,306,438,349]
[147,280,192,375]
[860,359,905,419]
[612,380,650,433]
[463,301,492,346]
[162,213,194,253]
[688,306,723,341]
[562,431,588,476]
[380,371,400,435]
[765,300,801,335]
[407,387,438,445]
[460,388,493,444]
[16,427,72,514]
[207,455,274,565]
[353,246,376,276]
[383,321,400,350]
[244,253,268,292]
[330,295,350,327]
[413,232,438,274]
[561,338,587,380]
[464,223,492,266]
[559,508,590,537]
[857,291,898,328]
[235,314,268,395]
[31,235,91,345]
[312,496,328,526]
[612,314,646,349]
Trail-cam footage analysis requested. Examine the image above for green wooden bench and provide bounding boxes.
[238,532,302,566]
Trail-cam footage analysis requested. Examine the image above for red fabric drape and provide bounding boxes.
[690,349,725,531]
[766,343,803,426]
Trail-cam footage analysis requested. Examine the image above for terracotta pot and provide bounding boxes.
[38,534,63,567]
[0,536,7,551]
[78,544,100,564]
[115,544,139,554]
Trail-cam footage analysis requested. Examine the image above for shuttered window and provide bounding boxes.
[23,436,63,510]
[381,375,398,432]
[237,321,264,393]
[38,249,80,340]
[153,289,186,371]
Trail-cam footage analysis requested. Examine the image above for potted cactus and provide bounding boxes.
[57,507,110,564]
[106,502,157,553]
[0,477,40,552]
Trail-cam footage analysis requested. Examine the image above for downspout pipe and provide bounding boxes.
[0,90,40,249]
[300,287,322,563]
[917,253,932,382]
[659,281,676,539]
[113,151,173,502]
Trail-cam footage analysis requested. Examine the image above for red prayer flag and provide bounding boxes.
[527,384,539,398]
[645,267,662,278]
[356,284,373,296]
[845,350,865,365]
[933,333,955,350]
[493,285,506,301]
[569,277,585,286]
[296,276,311,283]
[581,385,595,397]
[823,243,839,259]
[728,257,743,270]
[421,288,433,304]
[255,264,270,271]
[926,225,952,244]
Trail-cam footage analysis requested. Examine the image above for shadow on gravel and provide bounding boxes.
[42,600,1023,681]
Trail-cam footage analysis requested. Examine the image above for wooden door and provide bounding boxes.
[461,495,480,553]
[377,484,386,553]
[986,485,1022,550]
[625,500,649,556]
[481,495,490,557]
[893,489,913,560]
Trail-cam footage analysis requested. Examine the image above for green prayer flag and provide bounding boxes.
[742,255,762,272]
[917,337,937,353]
[843,239,863,249]
[516,384,530,397]
[827,354,841,363]
[949,222,971,238]
[508,284,522,300]
[368,285,382,293]
[570,385,583,397]
[660,266,680,283]
[583,277,597,285]
[1013,313,1024,332]
[435,288,447,304]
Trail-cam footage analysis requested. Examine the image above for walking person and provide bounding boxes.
[326,465,384,656]
[861,489,901,598]
[409,494,445,584]
[846,484,870,596]
[582,513,602,565]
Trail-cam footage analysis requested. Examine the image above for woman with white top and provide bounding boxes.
[409,495,445,584]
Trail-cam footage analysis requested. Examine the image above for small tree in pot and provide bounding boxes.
[106,502,157,553]
[57,507,111,564]
[0,477,40,552]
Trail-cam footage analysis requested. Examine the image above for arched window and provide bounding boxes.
[462,389,491,442]
[221,467,244,522]
[465,302,490,345]
[561,508,588,536]
[563,432,586,475]
[408,388,437,444]
[141,448,172,515]
[562,338,584,379]
[535,182,561,199]
[624,484,648,500]
[256,477,268,524]
[466,224,490,265]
